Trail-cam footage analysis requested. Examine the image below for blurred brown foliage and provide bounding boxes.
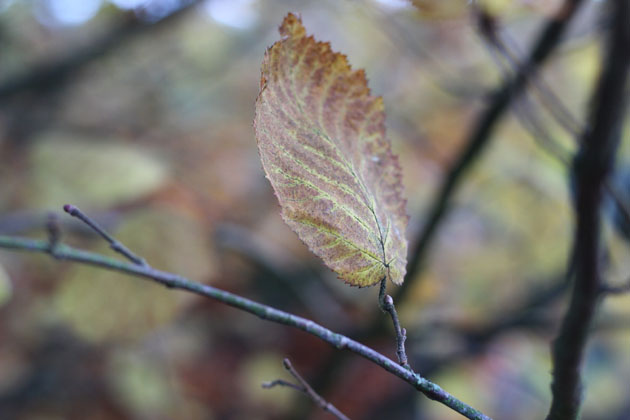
[1,1,629,419]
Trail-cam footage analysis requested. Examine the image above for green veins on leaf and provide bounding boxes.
[254,13,408,287]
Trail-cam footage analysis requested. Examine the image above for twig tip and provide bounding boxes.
[283,358,292,370]
[63,204,78,215]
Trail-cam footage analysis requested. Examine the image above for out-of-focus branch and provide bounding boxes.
[214,223,351,328]
[408,273,568,376]
[547,1,630,418]
[601,281,630,295]
[0,208,492,420]
[0,2,200,102]
[400,0,585,301]
[496,29,583,137]
[263,358,350,420]
[474,3,630,239]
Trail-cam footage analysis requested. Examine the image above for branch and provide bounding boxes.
[378,279,410,369]
[474,4,630,231]
[63,205,147,266]
[600,281,630,296]
[399,0,585,300]
[0,222,491,420]
[407,273,568,380]
[547,1,630,418]
[214,223,351,328]
[263,358,350,420]
[474,6,583,138]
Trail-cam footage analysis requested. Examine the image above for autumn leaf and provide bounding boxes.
[254,13,408,287]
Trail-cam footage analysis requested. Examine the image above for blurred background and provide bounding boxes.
[0,0,629,419]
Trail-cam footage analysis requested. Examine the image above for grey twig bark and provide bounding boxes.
[378,279,410,369]
[263,358,350,420]
[63,205,147,266]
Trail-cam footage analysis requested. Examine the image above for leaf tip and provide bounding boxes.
[279,13,305,39]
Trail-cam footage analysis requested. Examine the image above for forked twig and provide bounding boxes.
[263,358,350,420]
[63,204,147,267]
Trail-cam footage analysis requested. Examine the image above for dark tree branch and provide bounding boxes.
[399,0,585,301]
[475,3,630,237]
[0,2,200,102]
[214,223,351,328]
[547,1,630,419]
[475,5,584,138]
[0,209,492,420]
[263,358,350,420]
[474,13,572,164]
[407,273,568,377]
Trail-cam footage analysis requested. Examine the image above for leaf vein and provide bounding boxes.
[272,167,377,240]
[290,217,383,264]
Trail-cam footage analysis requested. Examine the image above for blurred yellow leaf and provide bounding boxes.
[107,349,174,417]
[53,208,214,342]
[27,133,168,209]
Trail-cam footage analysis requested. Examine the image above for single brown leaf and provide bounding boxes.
[254,13,408,287]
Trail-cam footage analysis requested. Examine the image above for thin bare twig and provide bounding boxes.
[600,282,630,295]
[0,208,492,420]
[473,10,573,165]
[263,358,350,420]
[378,279,410,369]
[262,378,304,392]
[63,204,147,266]
[501,40,582,137]
[214,223,350,327]
[477,8,584,139]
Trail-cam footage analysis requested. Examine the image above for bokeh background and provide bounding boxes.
[1,0,629,419]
